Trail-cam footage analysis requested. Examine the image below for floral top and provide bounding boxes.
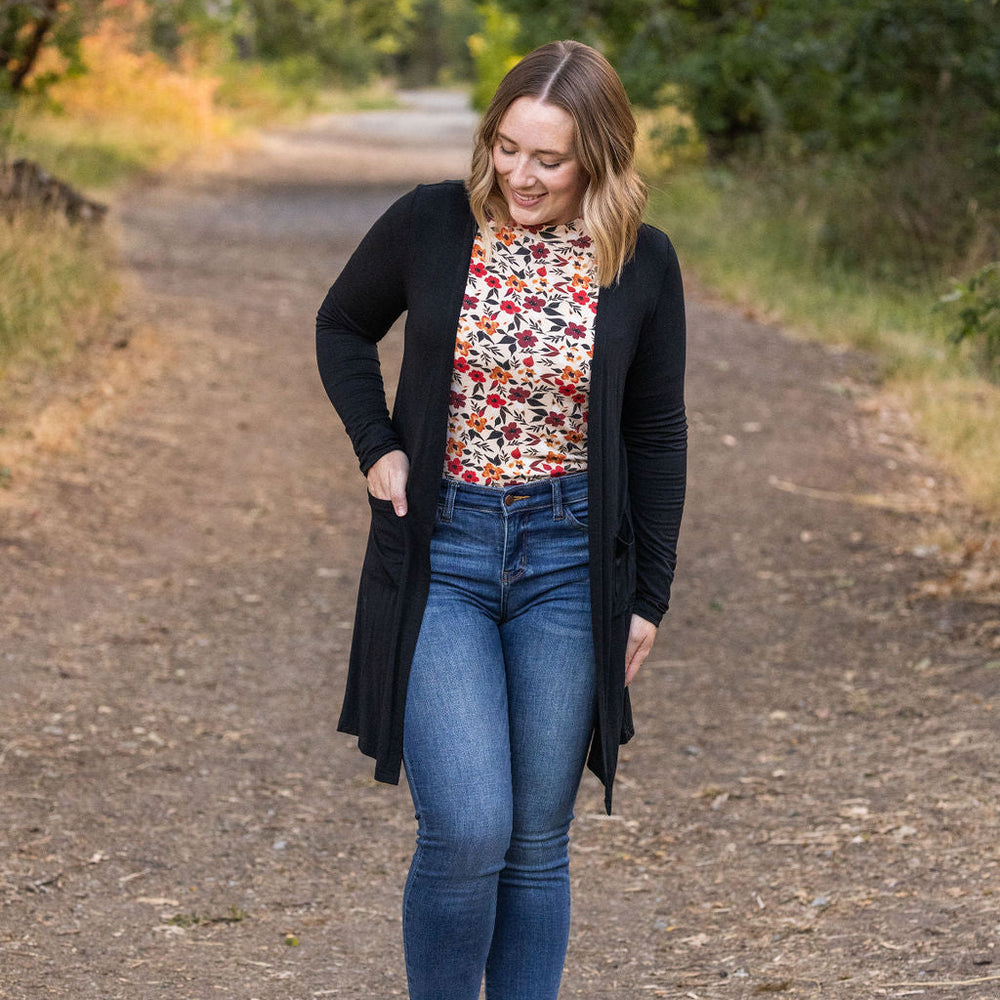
[444,219,599,486]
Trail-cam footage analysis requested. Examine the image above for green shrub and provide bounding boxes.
[467,2,521,111]
[940,263,1000,383]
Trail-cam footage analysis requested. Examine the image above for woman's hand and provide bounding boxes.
[624,614,657,686]
[366,450,410,517]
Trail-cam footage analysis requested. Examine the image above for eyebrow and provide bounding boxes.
[496,131,572,158]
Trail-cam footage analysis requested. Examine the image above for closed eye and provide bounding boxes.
[497,141,565,169]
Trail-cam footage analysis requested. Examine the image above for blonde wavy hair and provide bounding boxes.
[467,40,647,288]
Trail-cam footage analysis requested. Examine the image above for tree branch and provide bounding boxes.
[5,0,59,92]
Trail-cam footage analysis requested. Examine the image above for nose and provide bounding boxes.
[508,154,536,189]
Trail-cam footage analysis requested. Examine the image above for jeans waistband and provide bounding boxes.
[438,472,588,519]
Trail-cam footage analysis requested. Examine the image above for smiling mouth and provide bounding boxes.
[510,189,545,207]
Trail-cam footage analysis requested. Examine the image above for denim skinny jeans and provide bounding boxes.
[401,472,597,1000]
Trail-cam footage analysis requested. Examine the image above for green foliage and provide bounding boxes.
[663,3,845,156]
[648,167,1000,515]
[940,263,1000,382]
[242,0,374,83]
[239,0,480,86]
[3,0,481,132]
[467,2,521,110]
[401,0,480,87]
[489,0,1000,279]
[648,166,954,366]
[9,119,147,189]
[1,0,96,97]
[478,0,661,104]
[353,0,419,59]
[681,1,1000,277]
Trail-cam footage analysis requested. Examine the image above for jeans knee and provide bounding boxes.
[417,801,512,879]
[504,825,571,875]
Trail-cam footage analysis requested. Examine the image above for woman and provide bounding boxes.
[316,40,686,1000]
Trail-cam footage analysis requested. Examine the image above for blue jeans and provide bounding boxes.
[402,473,597,1000]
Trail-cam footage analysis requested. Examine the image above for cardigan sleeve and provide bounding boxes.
[316,187,416,474]
[621,235,687,626]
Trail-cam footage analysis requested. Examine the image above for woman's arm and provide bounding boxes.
[621,235,688,629]
[316,188,416,476]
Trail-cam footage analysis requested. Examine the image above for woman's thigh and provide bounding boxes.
[500,501,596,836]
[402,567,513,870]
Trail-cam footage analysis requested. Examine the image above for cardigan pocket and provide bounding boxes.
[339,497,411,751]
[612,513,636,616]
[365,493,408,588]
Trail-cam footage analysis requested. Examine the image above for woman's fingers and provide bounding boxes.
[624,614,657,686]
[367,450,410,516]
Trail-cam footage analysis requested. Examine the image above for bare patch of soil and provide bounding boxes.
[1,92,997,999]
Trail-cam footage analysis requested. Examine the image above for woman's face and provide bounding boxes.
[492,97,588,227]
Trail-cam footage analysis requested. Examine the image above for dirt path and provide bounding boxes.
[1,92,997,1000]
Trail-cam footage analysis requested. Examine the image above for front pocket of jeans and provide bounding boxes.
[561,501,589,532]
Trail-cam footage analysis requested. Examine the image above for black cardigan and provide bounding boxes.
[316,181,686,812]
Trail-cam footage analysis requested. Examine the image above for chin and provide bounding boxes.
[512,210,544,226]
[509,202,556,227]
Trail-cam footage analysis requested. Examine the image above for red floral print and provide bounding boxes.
[443,219,597,485]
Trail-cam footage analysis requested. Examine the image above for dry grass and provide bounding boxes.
[0,318,168,496]
[891,373,1000,513]
[0,210,117,366]
[649,169,1000,521]
[2,18,331,387]
[1,20,225,392]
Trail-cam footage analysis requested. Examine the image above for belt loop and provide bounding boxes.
[441,480,458,522]
[552,476,564,520]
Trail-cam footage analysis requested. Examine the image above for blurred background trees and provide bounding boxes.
[1,0,98,101]
[492,0,1000,282]
[6,0,996,229]
[233,0,477,87]
[1,0,478,115]
[2,0,998,380]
